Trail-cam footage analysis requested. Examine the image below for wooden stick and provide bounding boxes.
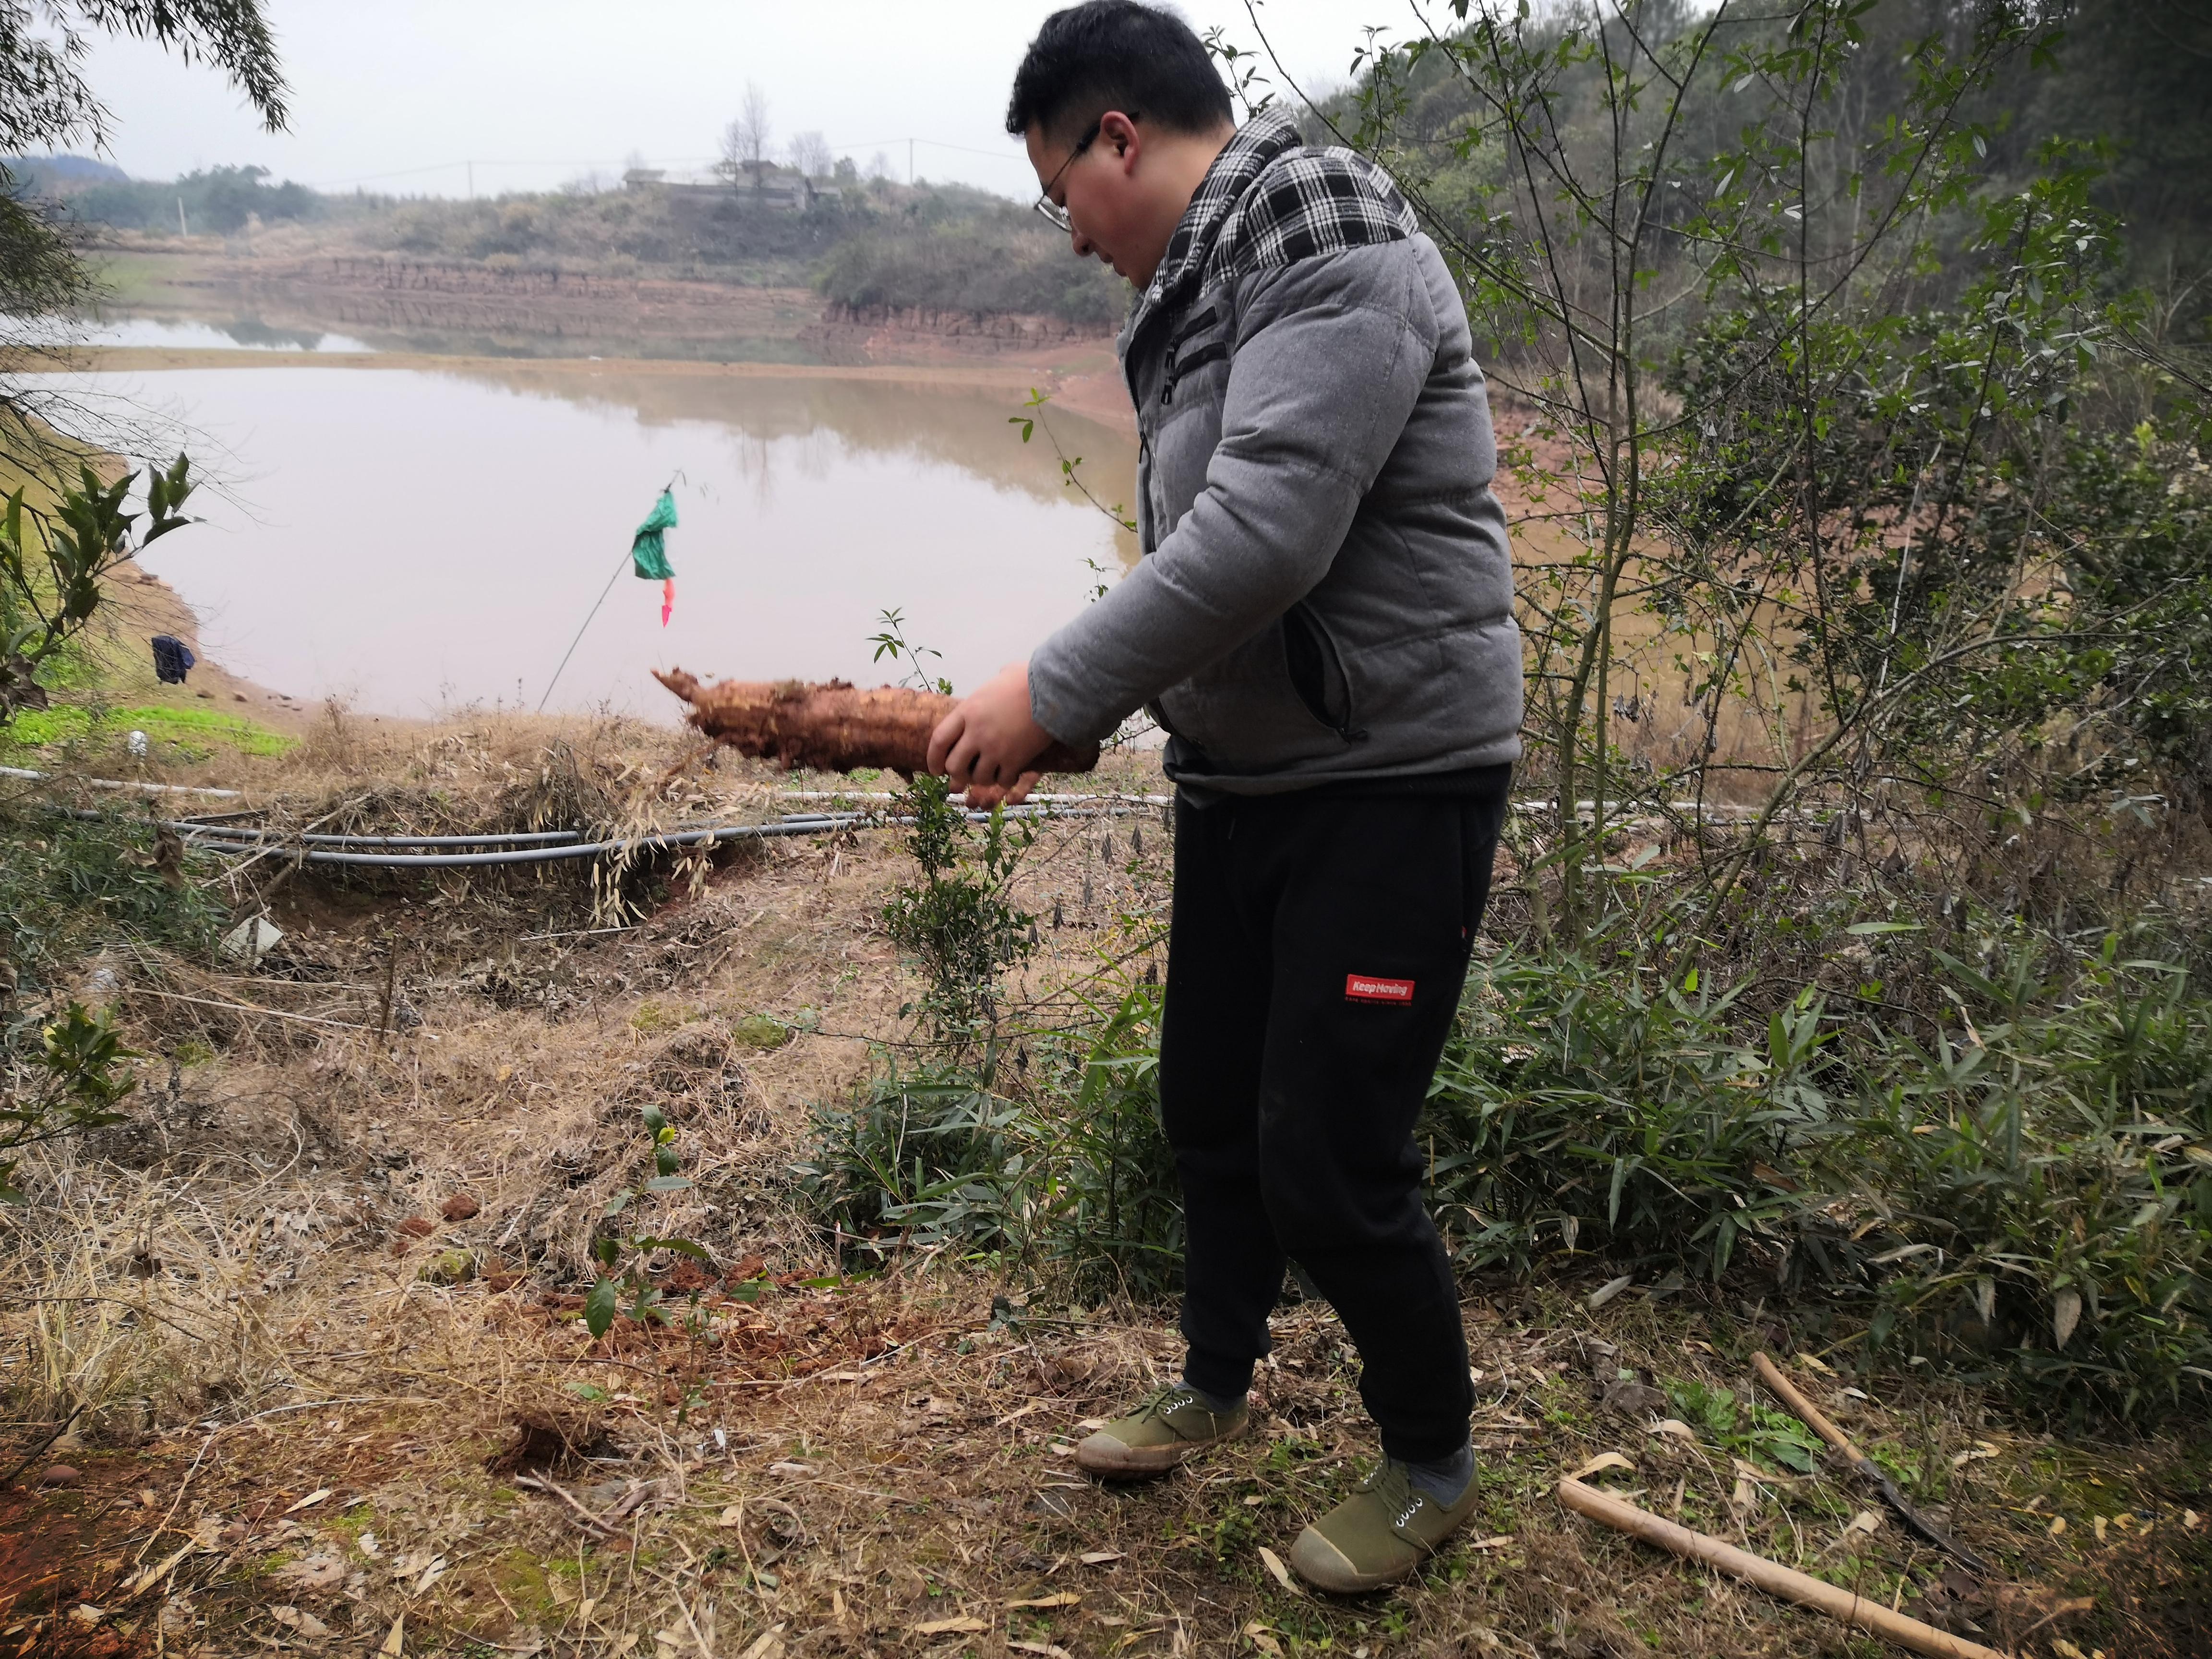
[1752,1350,1992,1574]
[1556,1479,2014,1659]
[1752,1351,1861,1462]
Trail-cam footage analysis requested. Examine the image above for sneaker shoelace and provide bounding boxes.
[1130,1384,1202,1424]
[1357,1459,1427,1531]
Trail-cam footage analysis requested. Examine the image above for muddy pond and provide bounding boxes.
[42,350,1139,720]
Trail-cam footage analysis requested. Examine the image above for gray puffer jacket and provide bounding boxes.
[1027,110,1522,794]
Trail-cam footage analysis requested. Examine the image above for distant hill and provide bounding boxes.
[2,153,130,191]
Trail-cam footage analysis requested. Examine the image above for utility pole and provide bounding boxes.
[467,159,475,199]
[908,137,914,185]
[177,195,187,237]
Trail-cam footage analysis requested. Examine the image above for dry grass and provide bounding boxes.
[2,720,2206,1658]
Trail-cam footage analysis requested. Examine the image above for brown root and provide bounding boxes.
[654,670,1099,778]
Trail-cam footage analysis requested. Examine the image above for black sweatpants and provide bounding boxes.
[1161,776,1507,1464]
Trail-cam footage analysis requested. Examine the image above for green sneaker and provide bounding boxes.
[1286,1457,1481,1593]
[1073,1383,1249,1478]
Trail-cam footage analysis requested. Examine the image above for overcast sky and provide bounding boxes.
[73,0,1425,200]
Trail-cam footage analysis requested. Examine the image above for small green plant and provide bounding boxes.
[0,458,195,722]
[585,1103,707,1338]
[866,606,951,695]
[1663,1379,1826,1475]
[1,1000,137,1202]
[879,771,1035,1047]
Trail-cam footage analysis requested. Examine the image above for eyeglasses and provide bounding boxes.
[1033,113,1130,232]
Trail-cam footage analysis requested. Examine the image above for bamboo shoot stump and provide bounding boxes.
[655,669,1099,778]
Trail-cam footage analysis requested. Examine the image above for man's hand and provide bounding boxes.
[928,660,1050,807]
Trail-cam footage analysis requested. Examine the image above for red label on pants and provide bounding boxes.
[1345,974,1416,1003]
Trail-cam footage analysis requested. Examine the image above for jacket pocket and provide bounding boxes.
[1282,601,1367,743]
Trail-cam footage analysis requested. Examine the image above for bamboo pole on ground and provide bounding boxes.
[1556,1479,2014,1659]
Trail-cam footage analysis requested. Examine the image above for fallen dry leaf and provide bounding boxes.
[278,1555,347,1591]
[1008,1644,1073,1659]
[2092,1515,2108,1543]
[911,1615,989,1635]
[1005,1593,1082,1610]
[2049,1515,2067,1536]
[1648,1419,1697,1442]
[1842,1510,1882,1538]
[1244,1620,1284,1656]
[121,1539,199,1601]
[282,1488,334,1515]
[380,1614,405,1656]
[65,1606,102,1628]
[1586,1274,1634,1310]
[1079,1549,1124,1565]
[271,1605,332,1638]
[736,1623,786,1659]
[1468,1535,1516,1550]
[1257,1545,1300,1594]
[414,1555,449,1594]
[1569,1451,1635,1479]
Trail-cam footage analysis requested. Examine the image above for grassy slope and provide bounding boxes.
[0,438,298,769]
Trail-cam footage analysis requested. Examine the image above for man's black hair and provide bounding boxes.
[1005,1,1234,145]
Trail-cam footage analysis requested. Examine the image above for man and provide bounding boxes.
[927,0,1522,1594]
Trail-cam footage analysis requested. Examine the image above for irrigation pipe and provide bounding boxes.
[174,826,585,848]
[40,798,1155,871]
[0,764,243,798]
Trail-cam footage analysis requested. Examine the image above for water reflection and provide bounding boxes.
[73,315,379,352]
[87,361,1139,720]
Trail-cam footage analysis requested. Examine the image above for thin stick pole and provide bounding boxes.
[1556,1479,2014,1659]
[538,551,629,715]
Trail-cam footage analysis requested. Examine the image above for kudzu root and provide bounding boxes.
[654,669,1099,778]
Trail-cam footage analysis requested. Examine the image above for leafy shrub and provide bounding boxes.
[1423,937,1850,1283]
[0,807,227,976]
[1420,924,2212,1420]
[794,981,1181,1298]
[794,1061,1026,1256]
[878,774,1035,1046]
[1,1000,137,1202]
[1849,938,2212,1418]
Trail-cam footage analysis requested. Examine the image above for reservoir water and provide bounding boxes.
[41,357,1138,720]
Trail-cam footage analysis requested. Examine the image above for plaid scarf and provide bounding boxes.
[1134,108,1418,336]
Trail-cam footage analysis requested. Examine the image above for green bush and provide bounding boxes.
[1423,939,1851,1282]
[793,980,1181,1299]
[1421,924,2212,1421]
[0,808,227,977]
[1850,938,2212,1417]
